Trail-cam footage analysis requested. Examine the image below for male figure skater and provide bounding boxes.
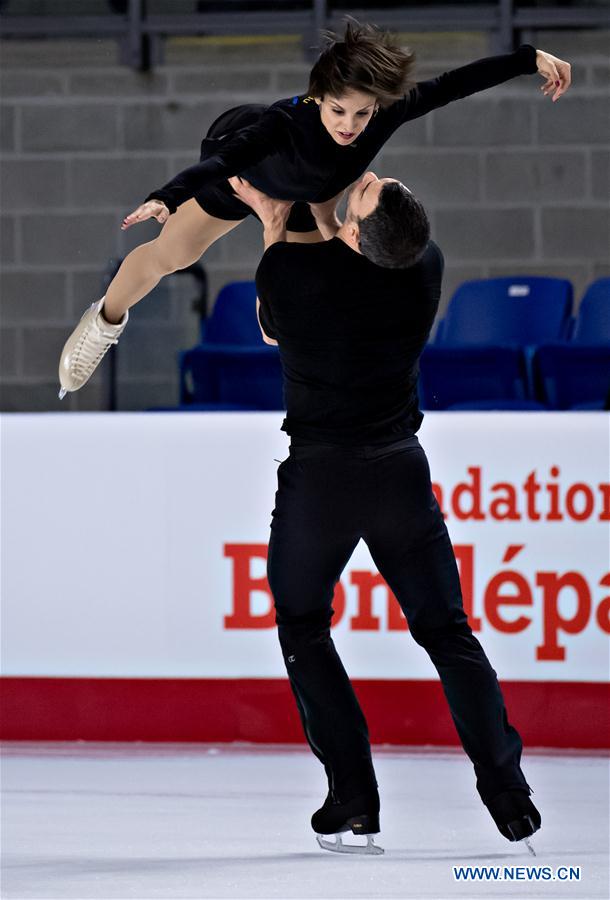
[229,172,541,855]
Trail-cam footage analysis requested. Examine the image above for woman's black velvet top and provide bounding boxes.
[147,45,537,213]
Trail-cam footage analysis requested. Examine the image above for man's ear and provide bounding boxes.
[348,221,360,246]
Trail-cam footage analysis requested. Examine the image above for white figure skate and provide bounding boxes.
[58,297,128,399]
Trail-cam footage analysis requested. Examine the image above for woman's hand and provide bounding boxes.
[121,199,170,231]
[535,49,571,102]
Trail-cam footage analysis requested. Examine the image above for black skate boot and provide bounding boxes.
[312,789,383,855]
[486,790,541,855]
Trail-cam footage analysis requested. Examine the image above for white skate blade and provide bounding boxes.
[316,833,384,855]
[58,387,67,400]
[523,837,536,857]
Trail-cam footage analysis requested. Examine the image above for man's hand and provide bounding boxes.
[535,49,571,102]
[308,190,344,240]
[229,176,293,250]
[228,176,293,226]
[121,199,169,230]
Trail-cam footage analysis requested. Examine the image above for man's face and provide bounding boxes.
[346,172,401,221]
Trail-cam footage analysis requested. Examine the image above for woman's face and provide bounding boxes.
[317,89,378,145]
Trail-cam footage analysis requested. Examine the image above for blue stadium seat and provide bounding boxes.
[448,400,547,411]
[202,281,260,345]
[534,345,610,410]
[572,278,610,342]
[216,347,284,410]
[181,345,284,410]
[534,278,610,410]
[162,279,286,411]
[420,276,574,410]
[435,276,573,346]
[149,403,261,412]
[419,346,543,410]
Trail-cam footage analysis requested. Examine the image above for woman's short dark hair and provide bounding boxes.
[358,183,430,269]
[308,19,416,107]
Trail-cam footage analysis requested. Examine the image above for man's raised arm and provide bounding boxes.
[228,176,293,346]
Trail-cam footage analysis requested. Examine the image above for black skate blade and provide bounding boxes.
[316,833,384,855]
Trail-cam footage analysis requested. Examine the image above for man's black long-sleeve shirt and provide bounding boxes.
[148,45,537,212]
[255,238,444,445]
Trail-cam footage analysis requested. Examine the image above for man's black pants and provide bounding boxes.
[267,437,529,805]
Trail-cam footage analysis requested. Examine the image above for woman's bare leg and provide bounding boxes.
[103,199,243,324]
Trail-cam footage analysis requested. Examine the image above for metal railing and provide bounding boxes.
[0,1,608,68]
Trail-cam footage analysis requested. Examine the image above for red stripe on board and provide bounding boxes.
[0,678,608,748]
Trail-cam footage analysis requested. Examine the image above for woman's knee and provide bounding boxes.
[147,237,201,277]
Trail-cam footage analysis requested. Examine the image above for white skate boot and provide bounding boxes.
[58,297,128,399]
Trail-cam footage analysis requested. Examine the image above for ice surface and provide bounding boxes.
[1,743,608,899]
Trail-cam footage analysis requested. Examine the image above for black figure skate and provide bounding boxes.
[312,790,384,855]
[486,790,541,856]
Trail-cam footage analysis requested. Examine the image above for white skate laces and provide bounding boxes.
[58,297,128,399]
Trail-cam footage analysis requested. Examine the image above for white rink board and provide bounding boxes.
[1,412,609,682]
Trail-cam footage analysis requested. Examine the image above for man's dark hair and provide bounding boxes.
[308,19,416,108]
[357,183,430,269]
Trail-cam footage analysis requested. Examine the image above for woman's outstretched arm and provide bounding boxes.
[122,107,290,229]
[387,45,571,128]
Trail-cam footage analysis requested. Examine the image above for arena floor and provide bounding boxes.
[2,743,608,900]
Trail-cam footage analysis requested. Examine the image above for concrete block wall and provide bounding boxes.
[1,30,608,412]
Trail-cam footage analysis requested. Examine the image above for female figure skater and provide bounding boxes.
[58,21,571,397]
